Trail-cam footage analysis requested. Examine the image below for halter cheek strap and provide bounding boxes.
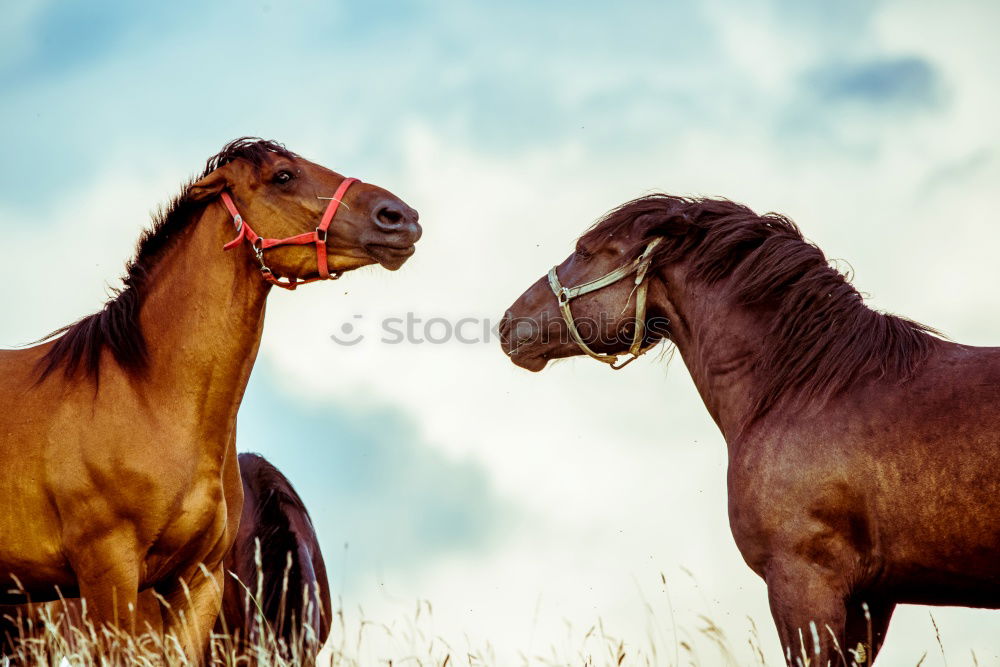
[219,177,358,290]
[548,238,663,370]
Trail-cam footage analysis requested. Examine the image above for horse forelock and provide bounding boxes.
[582,194,940,425]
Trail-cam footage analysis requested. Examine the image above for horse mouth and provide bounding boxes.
[505,348,550,372]
[514,356,548,372]
[365,243,416,270]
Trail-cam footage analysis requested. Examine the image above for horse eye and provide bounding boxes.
[273,170,294,184]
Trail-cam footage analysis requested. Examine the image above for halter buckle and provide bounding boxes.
[557,288,571,305]
[315,227,328,243]
[233,214,243,233]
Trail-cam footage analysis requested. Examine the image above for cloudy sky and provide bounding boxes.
[2,0,999,663]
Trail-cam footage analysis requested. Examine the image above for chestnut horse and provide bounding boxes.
[0,138,419,657]
[501,195,1000,665]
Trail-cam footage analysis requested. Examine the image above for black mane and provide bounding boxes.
[582,194,941,424]
[36,138,298,383]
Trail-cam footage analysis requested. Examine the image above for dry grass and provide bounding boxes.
[0,591,773,667]
[1,550,328,666]
[2,591,326,666]
[318,601,765,667]
[1,573,949,666]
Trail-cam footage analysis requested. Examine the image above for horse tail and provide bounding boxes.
[233,452,332,652]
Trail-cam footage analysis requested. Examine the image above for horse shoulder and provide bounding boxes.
[727,418,880,586]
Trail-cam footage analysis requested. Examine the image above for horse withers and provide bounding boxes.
[0,138,419,658]
[500,194,1000,664]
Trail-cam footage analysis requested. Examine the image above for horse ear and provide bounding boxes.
[188,168,230,202]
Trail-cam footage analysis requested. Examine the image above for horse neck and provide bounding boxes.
[653,266,772,442]
[137,202,270,444]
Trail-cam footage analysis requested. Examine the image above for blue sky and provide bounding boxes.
[3,0,1000,662]
[2,0,944,210]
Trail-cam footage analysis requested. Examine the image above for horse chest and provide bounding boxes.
[726,439,877,579]
[144,476,231,584]
[163,477,228,544]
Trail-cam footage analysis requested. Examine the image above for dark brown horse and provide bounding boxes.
[218,452,331,663]
[501,194,1000,665]
[0,138,419,657]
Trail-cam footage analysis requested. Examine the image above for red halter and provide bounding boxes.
[219,177,359,290]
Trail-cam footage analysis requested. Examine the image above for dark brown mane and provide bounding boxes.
[582,194,941,424]
[36,138,298,383]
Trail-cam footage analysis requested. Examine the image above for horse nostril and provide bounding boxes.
[377,207,403,228]
[373,201,417,233]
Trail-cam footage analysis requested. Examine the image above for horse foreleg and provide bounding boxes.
[69,533,141,636]
[766,562,897,666]
[843,596,896,665]
[766,559,851,666]
[158,564,225,662]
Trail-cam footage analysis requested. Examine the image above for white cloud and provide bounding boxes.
[0,159,189,344]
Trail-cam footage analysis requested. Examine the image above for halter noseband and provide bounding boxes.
[547,238,663,370]
[219,177,358,290]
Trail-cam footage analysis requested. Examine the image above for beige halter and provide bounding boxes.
[547,238,663,370]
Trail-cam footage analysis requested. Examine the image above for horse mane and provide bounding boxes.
[35,138,298,383]
[237,452,326,639]
[581,194,941,424]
